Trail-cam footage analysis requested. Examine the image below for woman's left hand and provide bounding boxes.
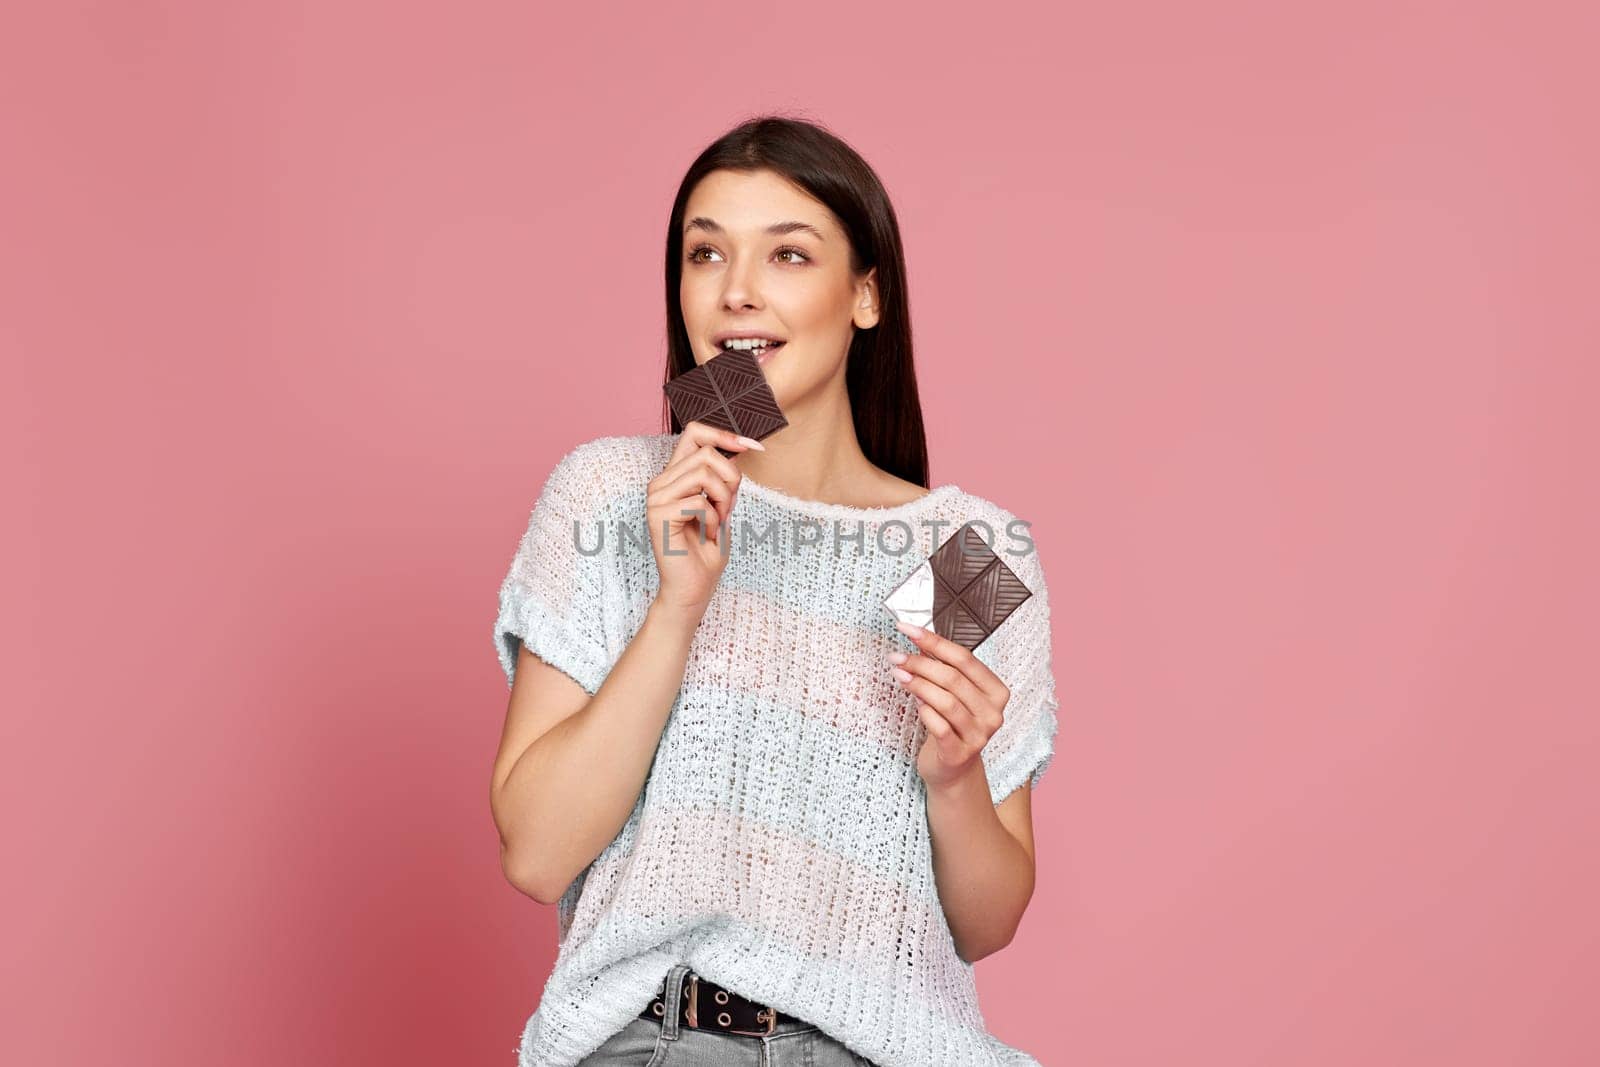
[888,620,1009,790]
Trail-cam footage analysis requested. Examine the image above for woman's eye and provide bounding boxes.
[775,246,810,264]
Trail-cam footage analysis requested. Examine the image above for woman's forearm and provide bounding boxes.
[498,599,702,903]
[925,766,1035,963]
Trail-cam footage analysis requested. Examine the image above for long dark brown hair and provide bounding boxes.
[660,115,930,488]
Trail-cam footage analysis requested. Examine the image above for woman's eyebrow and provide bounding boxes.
[684,216,826,242]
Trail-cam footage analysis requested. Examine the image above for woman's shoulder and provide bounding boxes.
[933,481,1028,533]
[550,431,674,475]
[539,431,675,508]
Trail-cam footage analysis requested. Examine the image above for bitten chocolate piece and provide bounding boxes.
[882,524,1033,651]
[663,347,789,457]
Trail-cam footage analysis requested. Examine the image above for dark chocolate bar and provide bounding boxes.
[663,347,789,457]
[882,524,1033,651]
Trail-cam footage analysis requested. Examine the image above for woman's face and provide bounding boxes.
[679,168,877,414]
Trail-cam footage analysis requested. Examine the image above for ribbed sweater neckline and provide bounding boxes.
[735,475,960,522]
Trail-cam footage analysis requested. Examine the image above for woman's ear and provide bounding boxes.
[853,268,880,330]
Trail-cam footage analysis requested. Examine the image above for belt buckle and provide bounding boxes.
[726,1006,778,1037]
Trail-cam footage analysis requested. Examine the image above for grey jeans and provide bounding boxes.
[575,964,877,1066]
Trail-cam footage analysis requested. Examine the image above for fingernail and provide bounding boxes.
[894,620,926,639]
[735,435,766,451]
[887,651,908,665]
[891,667,913,683]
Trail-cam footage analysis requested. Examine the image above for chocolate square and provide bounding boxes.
[882,524,1033,651]
[663,347,789,457]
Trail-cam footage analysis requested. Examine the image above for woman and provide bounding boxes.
[490,116,1059,1067]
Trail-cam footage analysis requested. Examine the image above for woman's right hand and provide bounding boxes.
[647,421,763,619]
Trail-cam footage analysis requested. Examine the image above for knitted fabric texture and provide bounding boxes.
[494,432,1061,1067]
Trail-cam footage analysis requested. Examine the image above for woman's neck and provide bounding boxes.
[730,403,920,509]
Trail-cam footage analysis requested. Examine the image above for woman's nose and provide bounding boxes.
[720,261,762,308]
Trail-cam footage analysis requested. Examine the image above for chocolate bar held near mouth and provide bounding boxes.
[882,524,1034,651]
[663,347,789,457]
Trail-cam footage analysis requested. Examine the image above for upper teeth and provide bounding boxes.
[722,338,778,350]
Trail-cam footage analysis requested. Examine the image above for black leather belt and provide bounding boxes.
[639,970,787,1037]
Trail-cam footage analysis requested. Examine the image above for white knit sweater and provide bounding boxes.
[494,432,1060,1066]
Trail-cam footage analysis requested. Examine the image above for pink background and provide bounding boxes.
[8,2,1597,1064]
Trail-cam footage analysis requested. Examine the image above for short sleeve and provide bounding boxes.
[494,445,615,695]
[973,534,1061,806]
